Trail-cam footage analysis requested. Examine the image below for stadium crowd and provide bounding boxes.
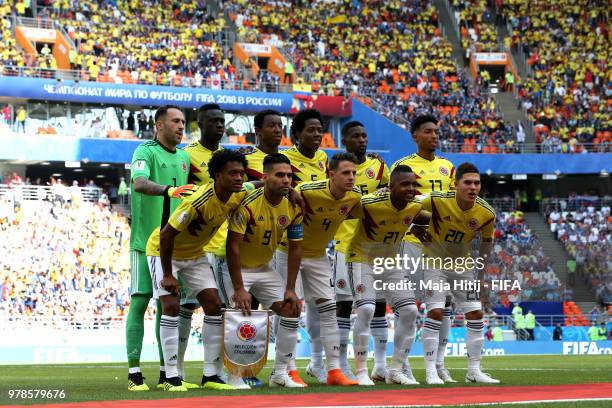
[548,205,612,304]
[0,196,136,320]
[501,0,611,153]
[485,211,565,309]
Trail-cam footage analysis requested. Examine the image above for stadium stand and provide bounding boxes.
[547,205,612,304]
[0,193,136,320]
[501,0,611,153]
[452,0,500,53]
[485,211,565,308]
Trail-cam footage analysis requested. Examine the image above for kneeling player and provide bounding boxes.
[224,154,305,388]
[420,163,500,384]
[275,153,362,386]
[347,165,426,385]
[146,150,250,391]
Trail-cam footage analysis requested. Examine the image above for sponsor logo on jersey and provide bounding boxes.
[339,204,350,215]
[439,166,449,176]
[468,218,479,230]
[336,279,346,289]
[317,161,325,171]
[365,168,375,179]
[236,321,257,342]
[277,215,288,227]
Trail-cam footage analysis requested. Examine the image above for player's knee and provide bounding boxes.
[356,302,375,324]
[427,308,444,321]
[396,304,418,326]
[317,300,337,328]
[465,309,483,320]
[336,300,353,318]
[181,302,197,311]
[202,297,222,316]
[374,301,387,317]
[161,297,180,316]
[276,301,300,318]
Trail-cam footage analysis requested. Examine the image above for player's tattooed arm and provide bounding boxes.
[133,176,169,196]
[226,230,252,315]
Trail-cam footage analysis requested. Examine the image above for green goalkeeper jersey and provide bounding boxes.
[129,140,190,251]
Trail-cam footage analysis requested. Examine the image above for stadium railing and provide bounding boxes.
[486,198,517,212]
[0,184,103,202]
[540,197,612,214]
[439,142,610,154]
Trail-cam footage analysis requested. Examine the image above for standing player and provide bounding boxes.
[174,103,225,386]
[333,121,389,381]
[244,109,284,180]
[126,105,194,391]
[420,163,500,384]
[275,153,362,386]
[347,165,424,385]
[146,150,250,391]
[223,153,304,388]
[391,114,456,383]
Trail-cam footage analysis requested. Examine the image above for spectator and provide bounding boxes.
[525,310,536,341]
[15,106,26,133]
[588,322,600,341]
[514,312,526,340]
[598,323,607,341]
[492,324,503,341]
[117,177,128,204]
[567,258,577,286]
[137,111,147,138]
[553,323,563,341]
[126,112,135,132]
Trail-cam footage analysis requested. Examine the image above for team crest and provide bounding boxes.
[365,168,375,179]
[336,279,346,289]
[236,321,257,342]
[439,166,449,176]
[317,161,325,171]
[277,215,289,227]
[339,204,350,215]
[403,216,413,225]
[356,284,366,294]
[468,218,479,230]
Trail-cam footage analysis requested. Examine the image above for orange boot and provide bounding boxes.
[327,368,359,386]
[289,370,308,387]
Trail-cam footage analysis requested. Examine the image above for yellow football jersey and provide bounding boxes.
[244,146,268,181]
[420,191,496,263]
[145,183,248,260]
[228,188,303,268]
[278,180,362,258]
[391,154,455,196]
[348,193,422,263]
[334,158,390,254]
[184,141,221,185]
[392,153,455,243]
[282,146,328,185]
[184,141,228,255]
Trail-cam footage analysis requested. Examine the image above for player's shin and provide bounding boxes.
[353,300,375,372]
[274,317,300,376]
[203,315,223,376]
[436,307,452,368]
[177,305,194,378]
[306,301,324,369]
[317,300,340,370]
[423,317,442,372]
[390,301,417,370]
[159,314,179,379]
[466,319,485,372]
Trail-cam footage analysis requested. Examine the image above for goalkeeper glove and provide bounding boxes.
[165,184,197,198]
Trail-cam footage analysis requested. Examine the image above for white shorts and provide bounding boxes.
[275,250,334,301]
[208,253,230,305]
[333,250,352,300]
[422,268,481,314]
[147,255,217,300]
[349,262,415,307]
[399,241,426,300]
[273,249,304,299]
[217,261,284,309]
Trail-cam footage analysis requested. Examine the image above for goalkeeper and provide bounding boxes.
[126,105,196,391]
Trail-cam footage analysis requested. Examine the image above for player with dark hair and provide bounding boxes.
[420,162,499,384]
[333,120,390,382]
[126,105,194,391]
[275,153,361,386]
[285,109,328,185]
[391,114,457,384]
[222,153,305,388]
[146,149,251,391]
[347,165,425,386]
[244,109,284,180]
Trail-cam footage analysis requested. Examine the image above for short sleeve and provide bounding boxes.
[349,200,364,219]
[131,146,152,181]
[168,201,198,232]
[228,205,249,235]
[420,194,432,212]
[379,163,390,187]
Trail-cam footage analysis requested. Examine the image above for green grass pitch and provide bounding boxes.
[1,355,611,406]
